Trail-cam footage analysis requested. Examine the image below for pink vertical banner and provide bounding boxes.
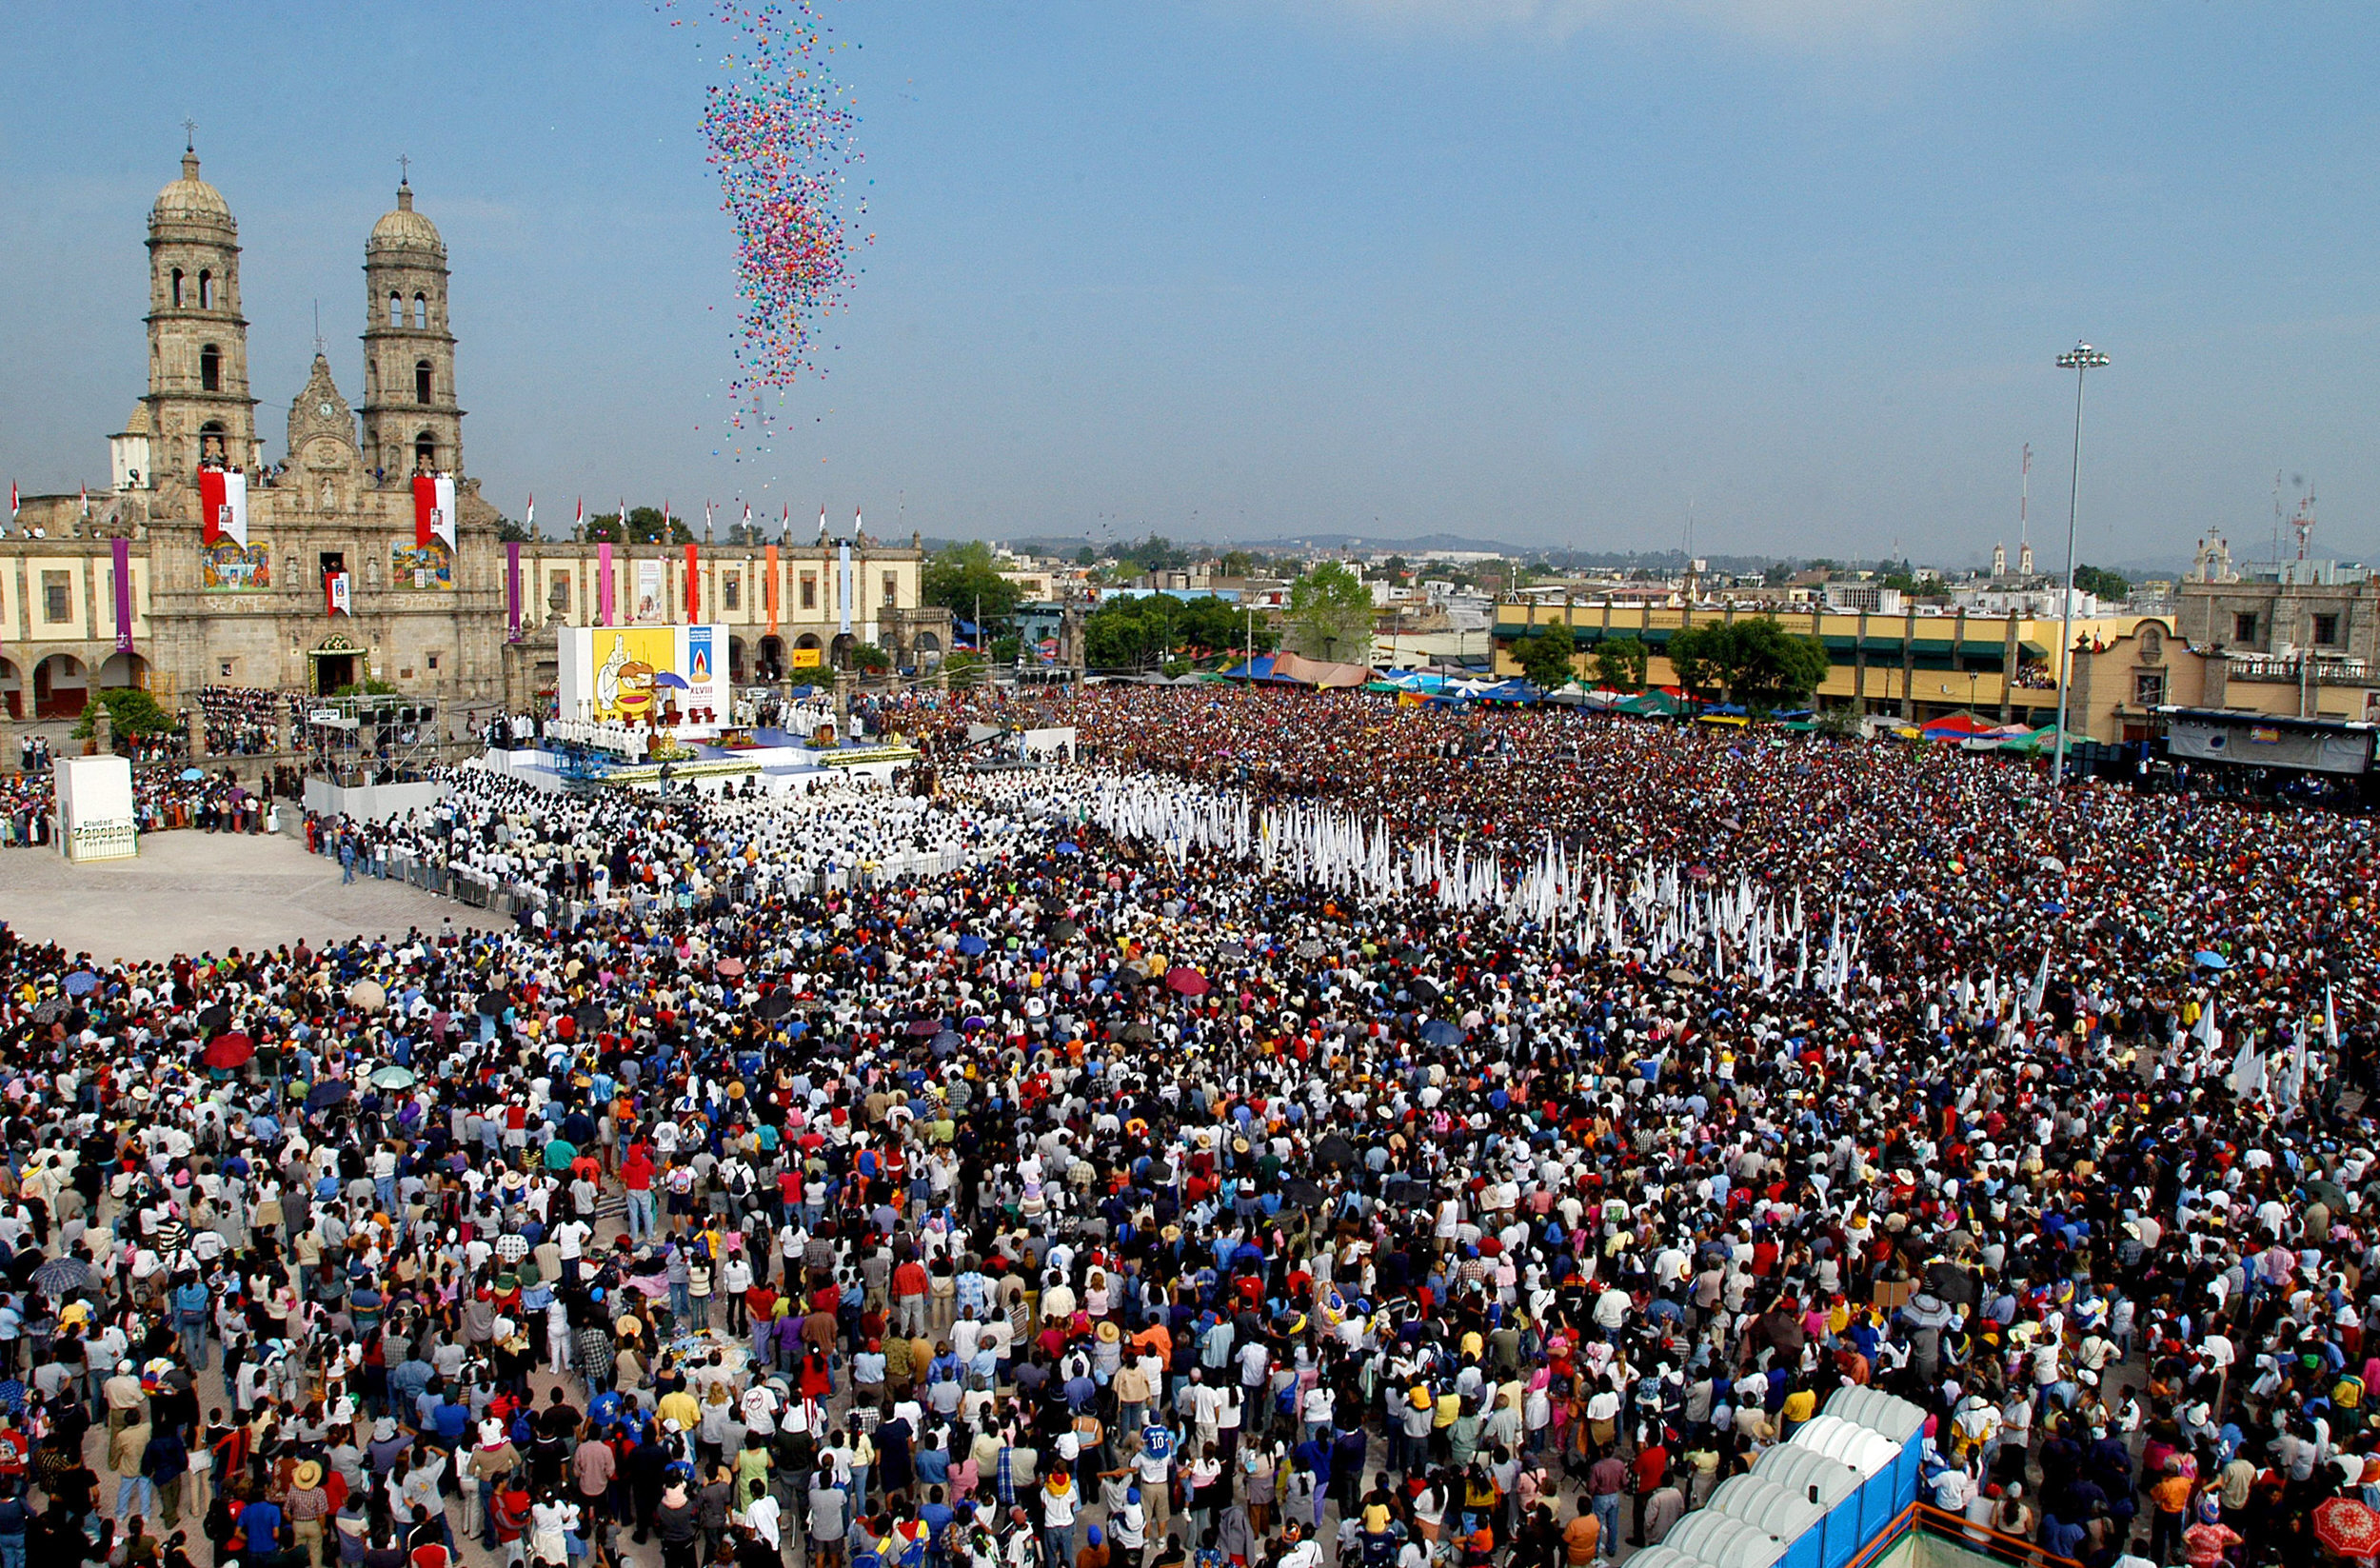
[597,542,613,626]
[506,541,522,640]
[112,535,134,653]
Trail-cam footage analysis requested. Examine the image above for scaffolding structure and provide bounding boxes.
[304,693,444,786]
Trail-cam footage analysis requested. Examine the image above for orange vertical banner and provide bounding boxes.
[764,545,779,634]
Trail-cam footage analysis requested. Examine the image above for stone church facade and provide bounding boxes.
[2,151,940,720]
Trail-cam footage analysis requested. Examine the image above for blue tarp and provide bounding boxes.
[1219,656,1304,685]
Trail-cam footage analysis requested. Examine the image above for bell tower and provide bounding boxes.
[144,141,259,483]
[357,173,464,486]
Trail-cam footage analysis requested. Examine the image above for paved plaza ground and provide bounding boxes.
[0,828,509,963]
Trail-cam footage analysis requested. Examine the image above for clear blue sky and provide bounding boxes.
[3,1,2376,566]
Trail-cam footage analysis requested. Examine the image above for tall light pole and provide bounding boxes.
[2052,341,2109,789]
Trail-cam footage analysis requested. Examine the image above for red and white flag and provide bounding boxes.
[326,570,353,616]
[412,472,456,549]
[198,467,248,546]
[7,482,15,526]
[525,494,536,536]
[818,505,828,544]
[662,499,672,536]
[743,502,753,537]
[574,496,585,536]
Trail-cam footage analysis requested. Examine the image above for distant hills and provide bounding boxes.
[928,530,2191,578]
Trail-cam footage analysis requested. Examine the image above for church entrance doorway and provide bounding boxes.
[309,632,365,696]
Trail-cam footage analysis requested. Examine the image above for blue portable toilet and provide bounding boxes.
[1753,1446,1866,1568]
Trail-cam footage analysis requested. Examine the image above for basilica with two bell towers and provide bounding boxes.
[69,141,506,705]
[3,144,933,720]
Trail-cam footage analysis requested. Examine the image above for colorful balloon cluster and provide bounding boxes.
[664,0,869,446]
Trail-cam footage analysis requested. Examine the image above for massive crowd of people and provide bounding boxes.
[0,685,2371,1568]
[196,689,309,760]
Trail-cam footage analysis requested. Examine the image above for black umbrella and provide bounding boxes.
[1121,1022,1155,1043]
[573,1002,606,1033]
[1409,976,1443,1004]
[306,1080,351,1111]
[477,989,507,1018]
[1215,942,1247,965]
[1281,1179,1327,1209]
[198,1002,231,1033]
[757,990,798,1021]
[1314,1134,1358,1169]
[30,997,66,1024]
[1051,919,1080,943]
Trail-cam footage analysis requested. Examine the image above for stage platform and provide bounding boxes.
[480,731,921,795]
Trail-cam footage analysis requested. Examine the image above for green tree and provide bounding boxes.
[1083,595,1178,670]
[1177,595,1272,659]
[1284,562,1374,664]
[2073,564,2131,602]
[922,541,1024,624]
[989,633,1023,666]
[1513,621,1577,688]
[1666,617,1833,712]
[73,687,175,743]
[942,650,990,687]
[1589,634,1649,692]
[583,506,690,545]
[1123,534,1183,572]
[1074,546,1096,566]
[495,513,533,543]
[848,643,891,674]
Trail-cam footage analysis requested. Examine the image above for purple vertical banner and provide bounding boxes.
[506,541,522,641]
[598,542,614,626]
[112,535,133,653]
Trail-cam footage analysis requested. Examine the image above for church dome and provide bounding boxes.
[150,151,234,230]
[367,182,445,255]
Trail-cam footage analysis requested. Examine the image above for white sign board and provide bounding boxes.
[54,754,137,862]
[1020,725,1079,759]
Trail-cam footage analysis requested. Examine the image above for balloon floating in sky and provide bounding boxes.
[662,0,870,448]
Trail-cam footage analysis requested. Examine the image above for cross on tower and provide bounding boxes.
[182,117,198,152]
[398,152,410,186]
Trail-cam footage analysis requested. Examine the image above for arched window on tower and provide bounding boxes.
[198,270,213,309]
[414,292,428,329]
[199,421,226,467]
[170,268,184,308]
[415,360,433,406]
[388,292,403,327]
[200,345,221,393]
[414,432,436,472]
